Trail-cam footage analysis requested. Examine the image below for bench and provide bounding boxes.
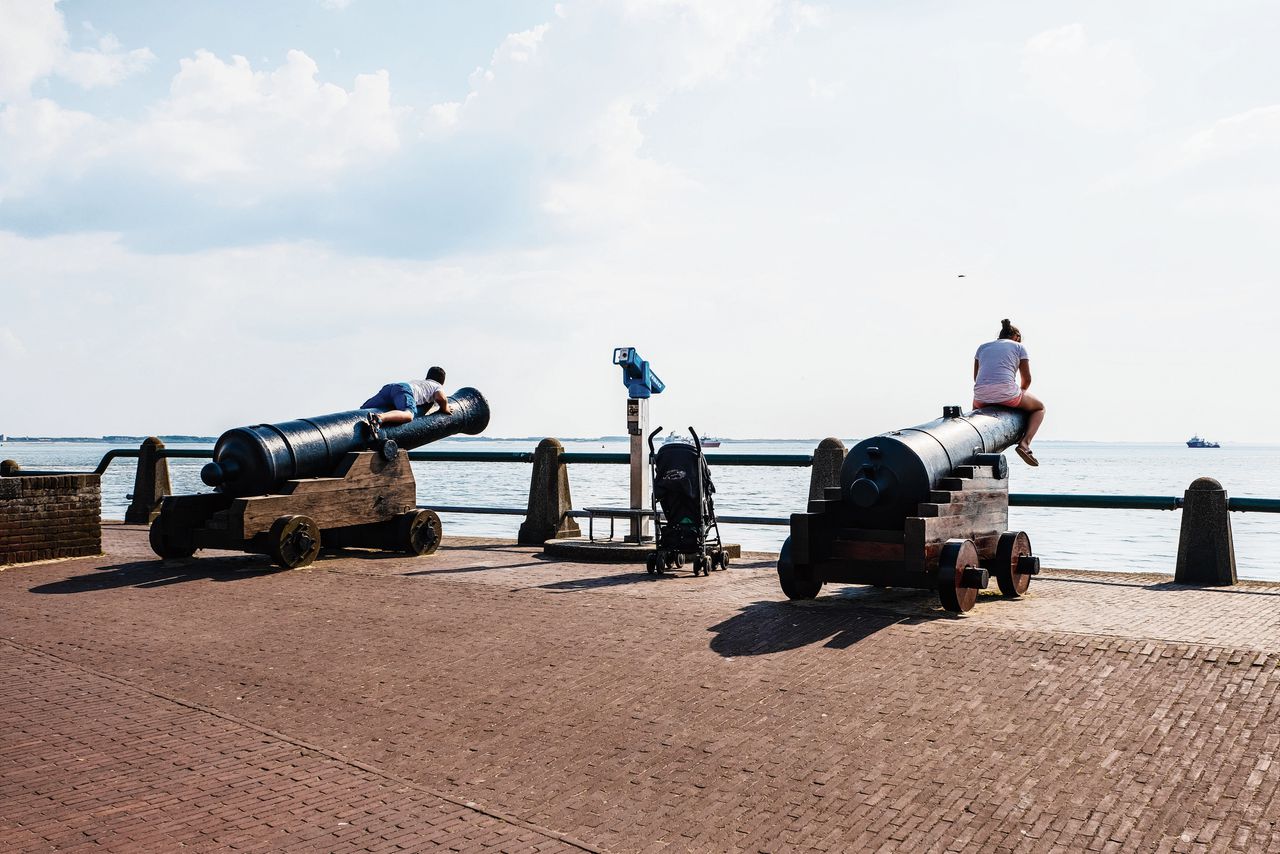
[582,507,660,544]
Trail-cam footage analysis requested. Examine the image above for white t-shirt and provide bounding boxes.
[408,379,443,408]
[973,339,1028,403]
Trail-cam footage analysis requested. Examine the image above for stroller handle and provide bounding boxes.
[689,427,702,455]
[648,425,663,458]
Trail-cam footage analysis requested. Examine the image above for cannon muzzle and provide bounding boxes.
[201,387,490,497]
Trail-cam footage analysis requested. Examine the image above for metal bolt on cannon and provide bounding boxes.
[779,405,1041,613]
[148,388,490,569]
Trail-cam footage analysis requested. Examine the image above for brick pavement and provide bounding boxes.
[3,523,1280,852]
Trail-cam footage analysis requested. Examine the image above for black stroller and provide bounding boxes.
[645,426,728,577]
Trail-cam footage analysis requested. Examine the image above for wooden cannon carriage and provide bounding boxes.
[148,388,489,569]
[778,406,1040,613]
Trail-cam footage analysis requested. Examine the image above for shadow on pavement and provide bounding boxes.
[708,597,937,657]
[535,563,726,591]
[1048,575,1280,596]
[30,556,280,594]
[1142,580,1280,596]
[403,560,552,576]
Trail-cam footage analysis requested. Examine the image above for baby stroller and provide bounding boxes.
[645,426,728,577]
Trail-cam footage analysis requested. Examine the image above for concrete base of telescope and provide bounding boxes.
[543,538,742,564]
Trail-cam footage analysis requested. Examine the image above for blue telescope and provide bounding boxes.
[612,347,665,398]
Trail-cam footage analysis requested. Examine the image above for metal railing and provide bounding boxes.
[4,446,1278,519]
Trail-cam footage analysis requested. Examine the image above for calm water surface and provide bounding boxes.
[5,439,1278,580]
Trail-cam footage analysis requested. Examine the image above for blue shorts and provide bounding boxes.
[362,382,416,412]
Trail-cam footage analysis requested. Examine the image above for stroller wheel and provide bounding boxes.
[646,554,658,575]
[693,554,707,576]
[717,550,730,570]
[673,552,684,568]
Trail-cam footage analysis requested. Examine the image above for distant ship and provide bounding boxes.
[662,431,721,448]
[1186,435,1220,448]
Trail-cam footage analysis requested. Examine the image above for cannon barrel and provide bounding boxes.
[840,406,1028,530]
[200,387,490,497]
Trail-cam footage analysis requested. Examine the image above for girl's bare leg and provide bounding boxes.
[1016,392,1045,447]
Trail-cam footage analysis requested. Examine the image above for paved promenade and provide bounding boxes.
[3,523,1280,852]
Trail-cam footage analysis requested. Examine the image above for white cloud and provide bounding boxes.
[0,98,103,199]
[57,34,155,89]
[0,0,65,99]
[541,99,699,230]
[0,49,403,200]
[421,1,809,231]
[0,327,29,360]
[0,0,152,99]
[1021,23,1148,130]
[1180,104,1280,167]
[132,50,401,187]
[1093,103,1280,193]
[496,23,550,64]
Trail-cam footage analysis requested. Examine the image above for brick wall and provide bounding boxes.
[0,475,102,565]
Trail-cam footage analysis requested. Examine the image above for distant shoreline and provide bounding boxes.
[0,436,1265,447]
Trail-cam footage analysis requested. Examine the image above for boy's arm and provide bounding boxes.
[433,390,452,415]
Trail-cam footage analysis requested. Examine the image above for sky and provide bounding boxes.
[1,0,1278,442]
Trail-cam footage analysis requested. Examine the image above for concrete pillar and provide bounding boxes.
[808,437,846,502]
[124,437,171,524]
[1175,477,1236,585]
[0,460,20,477]
[518,438,582,545]
[627,398,651,542]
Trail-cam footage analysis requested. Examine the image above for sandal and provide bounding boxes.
[1015,445,1039,467]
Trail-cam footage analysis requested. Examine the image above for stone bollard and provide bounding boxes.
[518,438,582,545]
[1174,477,1236,585]
[808,437,846,503]
[0,460,20,476]
[124,437,171,524]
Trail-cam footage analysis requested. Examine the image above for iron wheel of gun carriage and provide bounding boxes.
[147,389,487,570]
[777,405,1041,613]
[644,426,729,577]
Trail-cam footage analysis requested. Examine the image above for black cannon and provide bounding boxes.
[150,388,490,569]
[779,405,1041,613]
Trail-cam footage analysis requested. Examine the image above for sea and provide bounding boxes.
[4,438,1278,581]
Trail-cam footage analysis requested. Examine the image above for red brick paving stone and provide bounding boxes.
[5,526,1280,851]
[0,643,589,853]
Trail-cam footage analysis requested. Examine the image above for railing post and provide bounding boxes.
[518,438,582,545]
[124,437,171,524]
[1174,477,1236,585]
[808,437,846,502]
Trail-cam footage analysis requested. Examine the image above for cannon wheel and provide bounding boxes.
[994,531,1033,598]
[148,515,195,560]
[268,514,322,569]
[778,537,822,600]
[938,538,980,614]
[397,509,442,556]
